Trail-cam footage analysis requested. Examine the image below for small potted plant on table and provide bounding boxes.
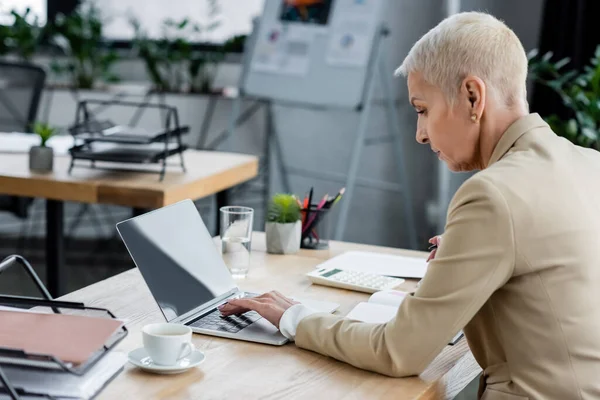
[266,194,302,254]
[29,122,57,172]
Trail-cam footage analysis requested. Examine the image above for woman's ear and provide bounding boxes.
[461,75,486,121]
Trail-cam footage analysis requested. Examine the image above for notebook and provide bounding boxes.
[0,351,126,399]
[346,289,409,323]
[315,251,428,279]
[0,310,123,365]
[346,289,463,345]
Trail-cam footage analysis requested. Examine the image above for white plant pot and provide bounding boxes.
[265,221,302,254]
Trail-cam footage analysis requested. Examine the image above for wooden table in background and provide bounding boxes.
[0,150,259,296]
[62,233,481,400]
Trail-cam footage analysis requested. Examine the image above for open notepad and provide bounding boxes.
[346,289,464,345]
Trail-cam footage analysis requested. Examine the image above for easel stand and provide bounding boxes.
[333,27,417,248]
[197,96,291,225]
[223,26,417,248]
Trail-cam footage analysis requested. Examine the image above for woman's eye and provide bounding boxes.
[416,110,426,115]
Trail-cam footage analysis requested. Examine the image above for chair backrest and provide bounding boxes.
[0,61,46,132]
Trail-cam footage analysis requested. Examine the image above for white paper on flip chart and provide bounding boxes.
[315,251,428,279]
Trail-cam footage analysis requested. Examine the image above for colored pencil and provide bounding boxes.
[302,194,328,233]
[325,187,345,208]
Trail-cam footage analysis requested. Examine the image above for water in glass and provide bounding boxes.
[221,236,251,278]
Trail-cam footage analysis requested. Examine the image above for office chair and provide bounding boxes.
[0,61,46,219]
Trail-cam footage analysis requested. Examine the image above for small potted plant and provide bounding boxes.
[29,122,57,172]
[265,193,302,254]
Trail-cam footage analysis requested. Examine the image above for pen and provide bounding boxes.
[304,187,314,231]
[303,194,328,233]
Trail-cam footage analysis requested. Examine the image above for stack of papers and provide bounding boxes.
[315,251,428,279]
[1,351,126,399]
[0,309,126,399]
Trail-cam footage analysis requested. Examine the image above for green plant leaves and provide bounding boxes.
[49,1,119,89]
[267,194,301,224]
[33,122,57,147]
[131,0,224,94]
[528,44,600,148]
[1,7,45,61]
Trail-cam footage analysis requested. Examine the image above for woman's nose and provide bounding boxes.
[416,129,429,144]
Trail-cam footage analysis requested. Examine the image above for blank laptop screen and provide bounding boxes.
[116,200,236,321]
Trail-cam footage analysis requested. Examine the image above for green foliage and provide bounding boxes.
[49,1,119,89]
[222,35,247,54]
[0,24,10,57]
[528,46,600,149]
[3,8,44,61]
[131,0,224,93]
[33,122,57,147]
[267,194,301,224]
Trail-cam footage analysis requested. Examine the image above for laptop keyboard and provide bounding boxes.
[189,309,262,333]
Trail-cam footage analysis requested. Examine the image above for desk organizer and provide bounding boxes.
[0,255,128,399]
[67,99,189,181]
[301,206,331,250]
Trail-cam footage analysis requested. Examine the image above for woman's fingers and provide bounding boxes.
[429,235,442,246]
[427,235,442,261]
[427,248,437,262]
[270,290,299,307]
[219,298,264,316]
[219,291,297,316]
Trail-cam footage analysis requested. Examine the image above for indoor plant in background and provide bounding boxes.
[130,0,224,94]
[29,122,57,172]
[49,1,119,89]
[3,7,45,62]
[266,194,302,254]
[528,45,600,149]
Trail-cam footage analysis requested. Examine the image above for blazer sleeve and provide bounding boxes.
[294,176,516,377]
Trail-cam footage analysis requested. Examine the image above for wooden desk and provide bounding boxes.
[0,150,258,296]
[61,233,481,400]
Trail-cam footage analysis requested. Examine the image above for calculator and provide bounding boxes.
[306,267,405,294]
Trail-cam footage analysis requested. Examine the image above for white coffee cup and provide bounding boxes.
[142,323,194,366]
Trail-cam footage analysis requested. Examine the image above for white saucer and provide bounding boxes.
[128,347,206,375]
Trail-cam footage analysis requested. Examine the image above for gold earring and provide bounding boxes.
[471,114,477,122]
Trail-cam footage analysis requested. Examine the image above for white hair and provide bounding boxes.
[395,12,528,109]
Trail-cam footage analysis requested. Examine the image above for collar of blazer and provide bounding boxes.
[487,113,549,167]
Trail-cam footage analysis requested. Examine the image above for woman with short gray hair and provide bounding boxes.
[220,11,600,399]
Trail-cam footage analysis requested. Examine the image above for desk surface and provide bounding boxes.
[61,233,480,400]
[0,150,258,208]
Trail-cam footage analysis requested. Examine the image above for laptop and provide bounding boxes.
[116,199,338,346]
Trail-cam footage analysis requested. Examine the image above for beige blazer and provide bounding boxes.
[295,114,600,399]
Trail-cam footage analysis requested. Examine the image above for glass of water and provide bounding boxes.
[220,206,254,279]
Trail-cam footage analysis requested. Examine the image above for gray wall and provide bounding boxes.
[268,0,545,248]
[442,0,545,224]
[18,0,545,250]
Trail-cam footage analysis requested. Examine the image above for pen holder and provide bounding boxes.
[301,207,330,250]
